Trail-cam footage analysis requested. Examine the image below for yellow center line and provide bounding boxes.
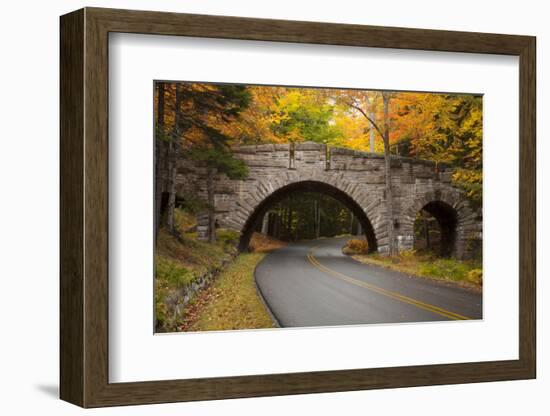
[306,246,471,321]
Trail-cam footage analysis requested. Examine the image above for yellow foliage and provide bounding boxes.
[342,239,369,255]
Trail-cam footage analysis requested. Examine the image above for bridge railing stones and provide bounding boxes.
[171,141,481,259]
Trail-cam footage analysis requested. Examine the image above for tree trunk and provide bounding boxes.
[369,109,375,152]
[363,94,376,153]
[206,167,216,243]
[166,165,177,233]
[286,205,292,239]
[314,199,321,239]
[312,200,315,239]
[274,211,280,239]
[280,206,286,239]
[165,84,182,233]
[316,201,321,238]
[154,82,166,242]
[424,214,431,249]
[261,212,269,235]
[382,92,395,255]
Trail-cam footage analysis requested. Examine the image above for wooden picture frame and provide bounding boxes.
[60,7,536,408]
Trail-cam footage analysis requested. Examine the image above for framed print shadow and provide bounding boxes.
[60,7,536,408]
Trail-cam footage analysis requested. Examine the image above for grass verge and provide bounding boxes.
[156,207,286,332]
[352,250,482,290]
[182,253,276,331]
[155,208,239,331]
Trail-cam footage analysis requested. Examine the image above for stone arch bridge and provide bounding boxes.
[172,142,482,259]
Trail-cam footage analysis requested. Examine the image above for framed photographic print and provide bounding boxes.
[60,7,536,408]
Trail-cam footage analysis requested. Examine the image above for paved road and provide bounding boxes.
[255,237,482,328]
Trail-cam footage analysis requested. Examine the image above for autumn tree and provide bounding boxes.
[156,82,482,249]
[154,82,167,241]
[269,89,341,144]
[154,82,251,241]
[334,90,396,254]
[220,86,284,144]
[389,93,483,206]
[166,84,183,232]
[189,146,248,242]
[179,83,251,242]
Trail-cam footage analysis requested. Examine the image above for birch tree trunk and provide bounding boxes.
[364,94,376,153]
[382,92,395,255]
[369,110,376,152]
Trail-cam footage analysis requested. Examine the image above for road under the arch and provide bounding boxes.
[254,236,482,328]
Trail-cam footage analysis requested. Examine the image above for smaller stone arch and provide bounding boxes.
[400,189,478,259]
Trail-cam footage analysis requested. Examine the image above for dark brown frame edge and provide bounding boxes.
[60,7,536,408]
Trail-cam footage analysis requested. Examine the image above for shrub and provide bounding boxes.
[342,239,369,255]
[154,280,169,329]
[173,208,197,234]
[217,229,240,247]
[155,255,194,288]
[177,193,208,214]
[465,268,483,285]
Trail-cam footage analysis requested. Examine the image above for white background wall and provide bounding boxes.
[0,0,546,414]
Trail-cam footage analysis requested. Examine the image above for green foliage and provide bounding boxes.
[216,84,252,117]
[155,256,194,288]
[355,251,482,287]
[181,84,251,181]
[270,90,342,144]
[176,194,207,215]
[188,146,248,180]
[418,258,471,281]
[154,222,238,332]
[155,82,252,187]
[156,226,236,281]
[402,94,483,206]
[173,207,197,234]
[155,254,194,331]
[266,192,358,241]
[154,125,172,142]
[217,229,241,247]
[154,280,169,329]
[156,82,252,143]
[452,168,483,209]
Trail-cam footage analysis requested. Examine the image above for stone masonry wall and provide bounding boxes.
[172,142,482,259]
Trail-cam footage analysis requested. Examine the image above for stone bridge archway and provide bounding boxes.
[399,190,481,259]
[236,179,382,252]
[174,141,482,259]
